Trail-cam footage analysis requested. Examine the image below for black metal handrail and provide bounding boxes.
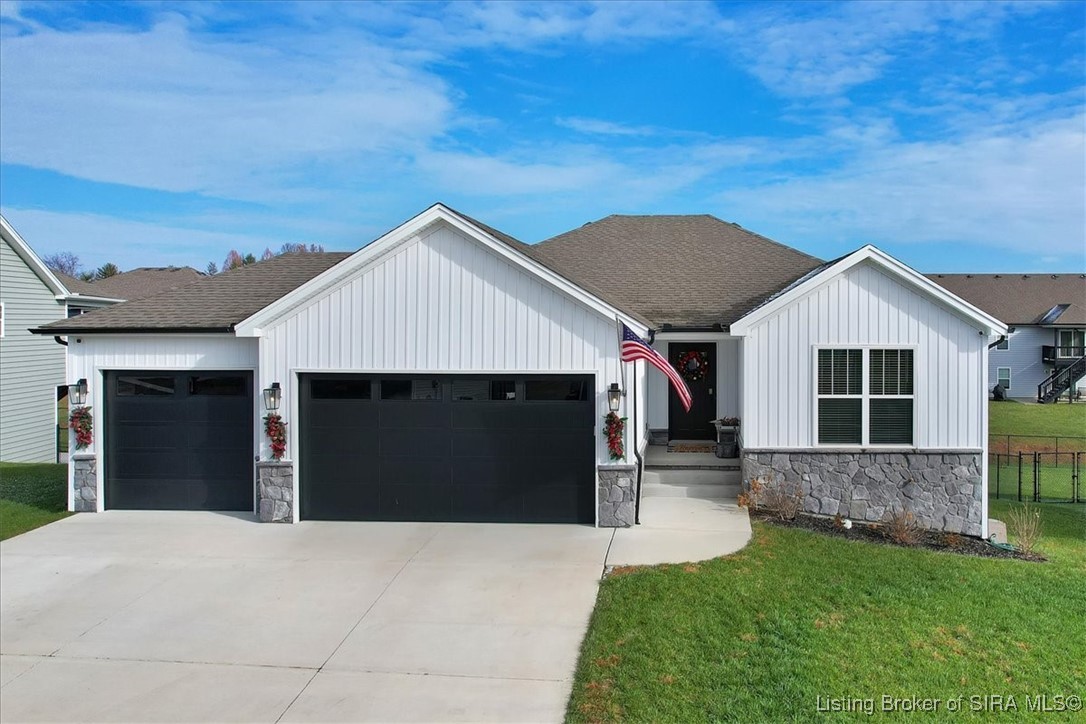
[1038,354,1086,403]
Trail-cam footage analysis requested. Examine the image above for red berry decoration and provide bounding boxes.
[263,413,287,460]
[604,412,626,461]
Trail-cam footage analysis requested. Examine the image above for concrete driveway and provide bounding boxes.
[0,512,614,723]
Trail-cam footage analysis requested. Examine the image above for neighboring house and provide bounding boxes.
[57,266,203,315]
[929,274,1086,402]
[0,216,116,462]
[36,204,1005,538]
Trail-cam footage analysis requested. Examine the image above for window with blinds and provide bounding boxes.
[817,348,914,446]
[817,349,862,444]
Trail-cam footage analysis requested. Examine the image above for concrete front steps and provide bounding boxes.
[642,445,742,500]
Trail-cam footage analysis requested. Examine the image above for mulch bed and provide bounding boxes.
[750,510,1046,562]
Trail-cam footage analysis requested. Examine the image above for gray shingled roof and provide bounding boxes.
[54,271,103,296]
[90,266,203,301]
[928,274,1086,325]
[37,252,352,333]
[530,215,825,327]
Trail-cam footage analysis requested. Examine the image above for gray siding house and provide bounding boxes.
[1,217,70,462]
[0,216,126,462]
[930,274,1086,402]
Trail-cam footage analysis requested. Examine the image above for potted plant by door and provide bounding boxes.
[712,417,740,458]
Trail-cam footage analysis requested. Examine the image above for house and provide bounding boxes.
[34,204,1006,538]
[929,274,1086,403]
[0,216,117,462]
[58,266,203,315]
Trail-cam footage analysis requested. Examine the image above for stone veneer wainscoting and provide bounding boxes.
[741,450,985,537]
[72,453,97,512]
[598,465,637,527]
[256,461,293,523]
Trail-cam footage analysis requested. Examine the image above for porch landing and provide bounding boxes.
[607,497,752,566]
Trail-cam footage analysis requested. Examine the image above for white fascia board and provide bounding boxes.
[62,293,125,304]
[730,245,1008,337]
[1,215,69,296]
[235,204,650,338]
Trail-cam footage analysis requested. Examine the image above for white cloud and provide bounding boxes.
[717,115,1086,255]
[0,15,452,200]
[554,117,658,137]
[0,206,342,270]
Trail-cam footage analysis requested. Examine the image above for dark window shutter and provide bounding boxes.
[818,399,862,444]
[870,399,913,444]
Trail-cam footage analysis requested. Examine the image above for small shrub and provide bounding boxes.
[886,510,922,546]
[833,514,844,529]
[1007,505,1043,554]
[942,533,967,551]
[744,477,802,521]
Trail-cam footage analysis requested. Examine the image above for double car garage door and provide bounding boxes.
[105,371,595,523]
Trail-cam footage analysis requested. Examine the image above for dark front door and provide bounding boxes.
[668,343,716,440]
[105,371,253,510]
[300,374,595,523]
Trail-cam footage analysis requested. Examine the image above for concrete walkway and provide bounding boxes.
[608,497,752,566]
[1,503,750,723]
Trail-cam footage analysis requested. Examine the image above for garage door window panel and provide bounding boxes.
[524,379,589,401]
[117,376,176,396]
[381,379,442,400]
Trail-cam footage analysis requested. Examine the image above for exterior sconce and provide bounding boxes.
[262,382,281,411]
[607,382,623,413]
[69,378,88,406]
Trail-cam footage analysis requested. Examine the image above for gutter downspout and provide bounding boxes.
[53,336,68,347]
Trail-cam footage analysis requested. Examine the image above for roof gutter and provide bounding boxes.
[30,326,235,335]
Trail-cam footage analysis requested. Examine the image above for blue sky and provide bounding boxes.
[1,0,1083,274]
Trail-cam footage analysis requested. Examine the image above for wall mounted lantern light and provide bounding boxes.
[262,382,281,412]
[607,382,623,413]
[69,378,88,407]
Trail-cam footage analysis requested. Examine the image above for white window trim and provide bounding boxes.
[812,345,918,448]
[1057,330,1084,358]
[997,366,1012,390]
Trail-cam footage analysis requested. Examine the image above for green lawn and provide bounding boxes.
[988,400,1086,440]
[0,462,71,540]
[568,501,1086,723]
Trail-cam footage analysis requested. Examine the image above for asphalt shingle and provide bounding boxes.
[928,274,1086,325]
[530,215,825,327]
[38,252,352,333]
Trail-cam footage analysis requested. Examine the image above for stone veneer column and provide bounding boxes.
[741,450,985,537]
[256,461,294,523]
[72,453,98,512]
[598,465,637,527]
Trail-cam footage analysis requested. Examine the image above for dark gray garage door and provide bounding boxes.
[105,371,254,510]
[300,375,595,523]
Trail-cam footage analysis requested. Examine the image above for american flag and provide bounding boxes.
[620,323,692,412]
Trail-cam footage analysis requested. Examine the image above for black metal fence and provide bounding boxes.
[989,434,1086,457]
[990,451,1082,503]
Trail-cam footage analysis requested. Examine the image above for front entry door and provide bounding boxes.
[668,343,716,440]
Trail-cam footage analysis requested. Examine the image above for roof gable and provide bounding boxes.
[1,215,68,297]
[730,245,1007,336]
[235,204,650,337]
[530,214,825,328]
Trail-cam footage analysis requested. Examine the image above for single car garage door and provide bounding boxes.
[105,371,254,510]
[300,374,595,523]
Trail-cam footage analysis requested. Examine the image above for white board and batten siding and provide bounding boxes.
[0,237,66,462]
[259,222,630,464]
[740,261,989,451]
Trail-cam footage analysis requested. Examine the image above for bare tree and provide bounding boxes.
[279,242,326,254]
[42,251,82,276]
